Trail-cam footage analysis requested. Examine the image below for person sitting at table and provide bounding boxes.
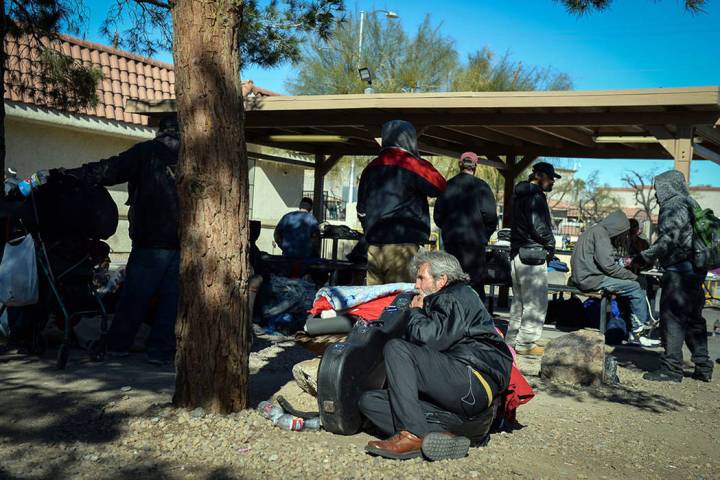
[570,210,658,346]
[273,197,320,259]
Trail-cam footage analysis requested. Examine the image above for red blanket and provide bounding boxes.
[309,294,398,321]
[503,365,535,424]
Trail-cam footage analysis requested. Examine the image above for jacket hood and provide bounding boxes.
[599,210,630,238]
[513,180,542,197]
[654,170,689,204]
[155,132,180,154]
[381,120,419,158]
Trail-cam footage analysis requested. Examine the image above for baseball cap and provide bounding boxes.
[532,162,561,179]
[459,151,479,168]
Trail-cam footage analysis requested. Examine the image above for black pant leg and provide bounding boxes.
[659,272,687,378]
[358,389,460,438]
[382,338,492,437]
[683,274,713,375]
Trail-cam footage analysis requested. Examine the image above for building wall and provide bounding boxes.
[607,188,720,216]
[6,115,307,261]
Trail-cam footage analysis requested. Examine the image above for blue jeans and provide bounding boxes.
[107,248,180,361]
[598,276,649,329]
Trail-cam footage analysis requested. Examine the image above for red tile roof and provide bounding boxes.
[4,32,278,127]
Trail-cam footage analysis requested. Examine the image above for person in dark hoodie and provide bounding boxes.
[571,210,659,346]
[637,170,713,383]
[357,120,447,285]
[505,162,557,356]
[434,152,498,299]
[359,251,512,461]
[56,114,181,364]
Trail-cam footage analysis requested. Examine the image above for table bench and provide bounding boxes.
[487,282,612,333]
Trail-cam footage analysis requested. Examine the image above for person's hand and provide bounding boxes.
[411,294,425,309]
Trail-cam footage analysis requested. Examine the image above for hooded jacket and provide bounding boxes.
[407,281,513,391]
[641,170,699,268]
[571,210,637,291]
[509,181,555,256]
[357,121,447,245]
[64,132,180,250]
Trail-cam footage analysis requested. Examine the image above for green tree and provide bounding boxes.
[286,12,458,95]
[558,0,707,14]
[452,48,572,92]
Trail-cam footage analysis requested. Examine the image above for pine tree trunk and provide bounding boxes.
[171,0,251,413]
[1,1,7,187]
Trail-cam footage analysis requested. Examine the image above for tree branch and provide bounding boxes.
[132,0,171,9]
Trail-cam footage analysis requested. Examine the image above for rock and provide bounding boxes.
[540,330,607,386]
[292,358,321,396]
[191,407,205,418]
[120,386,133,392]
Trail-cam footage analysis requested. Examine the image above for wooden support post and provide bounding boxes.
[648,125,694,182]
[313,153,325,222]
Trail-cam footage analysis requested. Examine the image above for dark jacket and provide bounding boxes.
[64,133,180,250]
[434,173,498,247]
[407,281,513,390]
[510,181,555,256]
[571,210,636,291]
[357,121,446,245]
[641,170,699,268]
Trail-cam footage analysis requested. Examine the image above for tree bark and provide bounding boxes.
[172,0,251,413]
[1,0,7,188]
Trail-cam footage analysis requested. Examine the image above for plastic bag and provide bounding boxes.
[0,235,39,306]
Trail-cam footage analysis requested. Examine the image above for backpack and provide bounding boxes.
[692,207,720,270]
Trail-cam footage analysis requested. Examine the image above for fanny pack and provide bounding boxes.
[518,246,546,266]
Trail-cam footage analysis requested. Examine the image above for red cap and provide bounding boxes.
[460,152,479,167]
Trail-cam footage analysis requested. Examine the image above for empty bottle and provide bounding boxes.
[257,401,284,422]
[303,417,322,431]
[274,414,305,431]
[17,171,49,197]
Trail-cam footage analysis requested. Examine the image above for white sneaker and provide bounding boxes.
[638,336,661,347]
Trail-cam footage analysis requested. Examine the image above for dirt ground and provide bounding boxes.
[1,313,719,480]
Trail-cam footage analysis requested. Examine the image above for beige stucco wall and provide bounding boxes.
[6,114,308,262]
[608,188,720,216]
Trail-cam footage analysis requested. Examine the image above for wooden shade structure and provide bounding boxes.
[127,86,720,221]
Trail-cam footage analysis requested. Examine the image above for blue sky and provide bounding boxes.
[80,0,720,186]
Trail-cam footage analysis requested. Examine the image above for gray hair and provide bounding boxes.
[409,250,470,283]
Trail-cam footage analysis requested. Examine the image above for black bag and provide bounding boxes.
[19,174,118,241]
[316,293,413,435]
[518,246,546,266]
[483,250,511,286]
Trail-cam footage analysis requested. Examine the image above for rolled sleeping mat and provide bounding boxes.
[305,315,354,336]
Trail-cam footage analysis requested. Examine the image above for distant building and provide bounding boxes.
[4,32,306,260]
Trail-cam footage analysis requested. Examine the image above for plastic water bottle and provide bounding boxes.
[274,414,305,431]
[303,417,322,431]
[257,401,284,422]
[17,171,49,197]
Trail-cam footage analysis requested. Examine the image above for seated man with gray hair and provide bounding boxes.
[359,251,513,461]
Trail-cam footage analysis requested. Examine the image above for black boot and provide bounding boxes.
[643,370,682,383]
[691,370,712,383]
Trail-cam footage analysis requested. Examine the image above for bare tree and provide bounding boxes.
[576,171,622,225]
[622,170,658,238]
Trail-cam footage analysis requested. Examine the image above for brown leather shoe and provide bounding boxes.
[365,431,423,460]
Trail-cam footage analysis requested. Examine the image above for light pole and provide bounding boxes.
[358,9,399,67]
[350,9,399,206]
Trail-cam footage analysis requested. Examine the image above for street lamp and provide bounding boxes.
[358,9,399,64]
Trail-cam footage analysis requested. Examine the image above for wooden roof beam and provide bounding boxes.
[486,126,566,149]
[533,126,596,148]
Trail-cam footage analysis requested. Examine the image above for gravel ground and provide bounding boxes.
[1,323,719,480]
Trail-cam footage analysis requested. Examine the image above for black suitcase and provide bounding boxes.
[316,293,413,435]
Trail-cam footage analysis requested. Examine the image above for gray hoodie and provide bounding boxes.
[641,170,699,268]
[381,120,420,159]
[571,210,637,291]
